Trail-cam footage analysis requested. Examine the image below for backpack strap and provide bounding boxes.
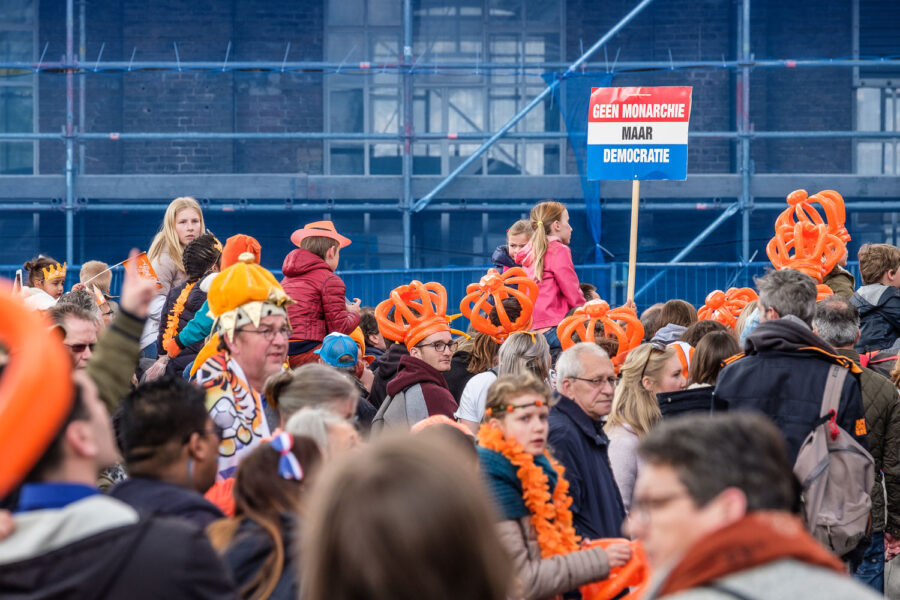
[821,364,848,418]
[404,384,429,425]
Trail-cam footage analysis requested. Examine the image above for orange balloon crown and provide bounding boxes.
[459,267,538,344]
[697,287,758,329]
[776,189,850,244]
[766,221,844,283]
[375,280,464,350]
[556,300,644,371]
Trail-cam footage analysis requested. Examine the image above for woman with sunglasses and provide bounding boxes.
[478,374,632,600]
[605,343,686,512]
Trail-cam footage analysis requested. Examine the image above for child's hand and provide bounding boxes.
[347,298,361,312]
[604,543,632,568]
[70,283,86,293]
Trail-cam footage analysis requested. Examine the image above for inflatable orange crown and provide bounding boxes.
[556,300,644,371]
[776,189,850,244]
[766,220,844,283]
[817,283,835,302]
[459,267,538,344]
[698,287,758,329]
[376,280,465,350]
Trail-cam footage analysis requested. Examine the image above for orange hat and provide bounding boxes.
[375,280,464,350]
[698,287,758,329]
[207,253,293,341]
[349,327,375,365]
[459,267,537,344]
[290,221,351,249]
[411,414,475,436]
[556,300,644,372]
[222,234,261,268]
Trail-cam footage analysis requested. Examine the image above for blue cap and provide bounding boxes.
[314,332,359,368]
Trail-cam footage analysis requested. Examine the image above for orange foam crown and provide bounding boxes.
[375,280,461,350]
[767,220,844,283]
[459,267,538,343]
[556,299,644,372]
[698,287,758,329]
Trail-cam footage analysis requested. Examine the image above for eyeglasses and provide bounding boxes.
[417,340,458,354]
[629,491,691,522]
[237,326,292,341]
[65,342,96,353]
[571,375,618,388]
[639,341,667,380]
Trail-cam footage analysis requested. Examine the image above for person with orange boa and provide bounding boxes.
[631,413,880,600]
[477,374,632,600]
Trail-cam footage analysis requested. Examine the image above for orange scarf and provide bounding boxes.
[657,511,844,597]
[478,424,580,557]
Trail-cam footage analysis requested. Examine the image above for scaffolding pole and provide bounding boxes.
[64,0,75,266]
[411,0,657,213]
[739,0,752,264]
[401,0,413,269]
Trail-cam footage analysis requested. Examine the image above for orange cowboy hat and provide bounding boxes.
[290,220,352,249]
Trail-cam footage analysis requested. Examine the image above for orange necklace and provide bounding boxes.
[162,280,197,350]
[478,424,580,557]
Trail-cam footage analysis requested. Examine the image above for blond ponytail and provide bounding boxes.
[529,201,565,282]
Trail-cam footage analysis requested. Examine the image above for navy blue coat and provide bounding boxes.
[548,393,625,540]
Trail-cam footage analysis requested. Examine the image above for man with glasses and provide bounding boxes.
[48,303,100,370]
[192,253,293,481]
[631,413,880,600]
[549,342,625,540]
[381,329,459,428]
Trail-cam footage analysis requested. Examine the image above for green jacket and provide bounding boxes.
[86,308,145,414]
[836,348,900,536]
[823,266,855,300]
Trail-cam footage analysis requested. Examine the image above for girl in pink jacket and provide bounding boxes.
[515,201,586,334]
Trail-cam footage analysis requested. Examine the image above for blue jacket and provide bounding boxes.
[852,284,900,352]
[715,316,868,463]
[548,393,625,540]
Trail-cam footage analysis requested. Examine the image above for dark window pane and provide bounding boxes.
[0,142,33,174]
[330,145,364,174]
[0,87,33,132]
[330,89,364,132]
[0,31,32,62]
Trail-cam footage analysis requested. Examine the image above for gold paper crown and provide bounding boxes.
[41,262,66,282]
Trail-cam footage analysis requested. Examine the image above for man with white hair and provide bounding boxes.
[549,342,625,539]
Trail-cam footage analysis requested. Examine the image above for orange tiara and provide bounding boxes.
[698,287,758,329]
[459,267,538,344]
[556,300,644,371]
[766,220,844,284]
[375,280,464,350]
[776,189,850,244]
[41,262,66,282]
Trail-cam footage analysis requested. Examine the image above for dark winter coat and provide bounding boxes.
[835,348,900,537]
[0,494,235,599]
[369,343,408,409]
[823,266,855,300]
[109,477,225,531]
[547,393,625,540]
[657,385,728,419]
[223,514,298,600]
[157,278,209,375]
[385,355,458,419]
[443,350,475,403]
[492,244,518,271]
[852,283,900,352]
[281,248,360,343]
[714,316,868,463]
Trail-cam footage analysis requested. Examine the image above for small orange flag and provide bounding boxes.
[124,252,162,289]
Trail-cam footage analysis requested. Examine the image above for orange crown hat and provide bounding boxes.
[375,280,466,350]
[459,267,538,343]
[817,283,835,302]
[0,289,73,497]
[349,326,375,365]
[290,220,351,249]
[41,262,66,282]
[556,300,644,372]
[222,234,261,268]
[207,252,293,341]
[766,220,844,283]
[698,287,758,329]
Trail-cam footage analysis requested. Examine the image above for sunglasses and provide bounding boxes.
[65,342,96,353]
[639,341,667,380]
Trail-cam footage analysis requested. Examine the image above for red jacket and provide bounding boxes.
[281,248,360,342]
[386,355,458,419]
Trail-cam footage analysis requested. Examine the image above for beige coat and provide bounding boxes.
[496,517,610,600]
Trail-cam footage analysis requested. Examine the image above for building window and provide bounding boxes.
[324,0,564,176]
[0,0,37,174]
[856,87,898,175]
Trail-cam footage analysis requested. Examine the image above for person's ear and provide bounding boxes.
[187,431,212,462]
[65,421,97,459]
[326,246,339,261]
[559,376,573,397]
[641,375,654,393]
[408,346,421,360]
[706,486,748,526]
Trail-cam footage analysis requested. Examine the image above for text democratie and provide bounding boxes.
[592,102,687,164]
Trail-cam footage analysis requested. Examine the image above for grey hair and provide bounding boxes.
[47,301,101,329]
[497,331,551,382]
[554,343,610,392]
[813,296,860,348]
[754,269,817,325]
[285,407,348,456]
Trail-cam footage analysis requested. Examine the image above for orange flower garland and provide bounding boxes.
[161,281,197,350]
[478,423,580,558]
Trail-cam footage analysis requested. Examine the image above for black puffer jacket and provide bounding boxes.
[852,283,900,352]
[369,343,408,409]
[836,348,900,537]
[222,514,298,600]
[714,316,868,463]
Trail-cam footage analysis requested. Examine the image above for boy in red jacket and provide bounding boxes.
[281,221,361,367]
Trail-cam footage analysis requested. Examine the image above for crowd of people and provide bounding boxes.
[2,193,900,599]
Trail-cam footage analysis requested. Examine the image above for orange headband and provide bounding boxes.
[375,280,464,350]
[698,287,758,329]
[556,300,644,372]
[459,267,537,344]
